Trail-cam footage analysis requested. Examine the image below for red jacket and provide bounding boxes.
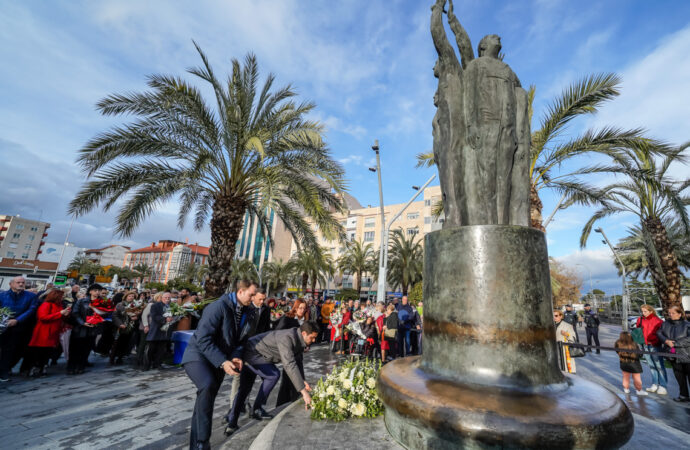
[636,314,663,346]
[330,311,351,342]
[29,302,64,348]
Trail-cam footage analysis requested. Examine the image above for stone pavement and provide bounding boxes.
[0,342,338,449]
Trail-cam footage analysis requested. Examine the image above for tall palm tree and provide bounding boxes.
[580,142,690,311]
[386,229,423,296]
[67,255,92,273]
[183,262,208,285]
[338,240,374,298]
[261,259,291,295]
[416,73,649,230]
[229,258,259,288]
[68,44,346,297]
[132,263,153,283]
[616,221,690,280]
[289,248,326,294]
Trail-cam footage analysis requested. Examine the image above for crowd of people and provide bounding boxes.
[0,275,205,381]
[553,301,690,403]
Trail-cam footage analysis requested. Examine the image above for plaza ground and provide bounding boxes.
[0,324,688,449]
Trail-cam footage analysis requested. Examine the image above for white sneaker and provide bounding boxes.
[623,388,630,394]
[656,386,667,395]
[646,384,658,393]
[636,390,648,396]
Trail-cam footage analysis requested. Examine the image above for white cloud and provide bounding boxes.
[590,25,690,146]
[555,248,624,295]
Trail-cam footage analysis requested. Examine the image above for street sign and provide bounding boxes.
[54,275,67,286]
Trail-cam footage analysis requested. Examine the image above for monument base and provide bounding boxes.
[379,357,634,449]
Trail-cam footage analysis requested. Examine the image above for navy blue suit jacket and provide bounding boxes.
[181,293,253,368]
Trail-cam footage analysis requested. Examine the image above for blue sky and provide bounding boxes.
[1,0,689,294]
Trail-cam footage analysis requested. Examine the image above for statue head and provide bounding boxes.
[478,34,501,58]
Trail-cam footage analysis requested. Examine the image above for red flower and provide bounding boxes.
[86,314,104,325]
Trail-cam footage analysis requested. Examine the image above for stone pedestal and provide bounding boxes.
[378,226,633,449]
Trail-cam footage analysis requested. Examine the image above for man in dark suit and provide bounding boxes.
[224,321,320,435]
[181,280,257,450]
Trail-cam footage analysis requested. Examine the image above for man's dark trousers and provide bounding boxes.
[398,327,411,356]
[0,326,22,378]
[585,327,600,353]
[227,362,281,426]
[184,360,225,449]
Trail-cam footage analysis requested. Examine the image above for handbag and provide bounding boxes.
[568,344,585,358]
[384,328,397,339]
[631,327,645,345]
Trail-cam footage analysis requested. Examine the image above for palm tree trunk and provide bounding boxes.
[205,195,246,298]
[356,271,361,298]
[643,217,682,312]
[301,272,308,294]
[530,183,545,232]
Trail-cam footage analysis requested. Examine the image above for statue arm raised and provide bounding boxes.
[431,0,459,68]
[447,0,474,69]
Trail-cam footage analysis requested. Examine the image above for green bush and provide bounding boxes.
[408,281,423,305]
[144,282,168,291]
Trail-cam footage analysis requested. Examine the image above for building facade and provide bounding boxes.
[234,210,293,268]
[123,240,209,284]
[0,259,58,291]
[289,185,443,296]
[85,245,131,267]
[38,242,87,271]
[0,215,50,260]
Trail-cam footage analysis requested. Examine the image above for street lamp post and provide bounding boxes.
[54,216,76,282]
[596,227,630,331]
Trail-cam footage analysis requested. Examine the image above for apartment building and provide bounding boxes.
[289,185,443,295]
[39,242,87,271]
[0,215,50,260]
[85,244,131,267]
[123,240,209,283]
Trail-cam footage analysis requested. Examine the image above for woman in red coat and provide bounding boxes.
[26,290,71,376]
[636,304,669,394]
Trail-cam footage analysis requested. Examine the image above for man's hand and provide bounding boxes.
[416,325,421,330]
[666,339,675,348]
[304,382,311,392]
[7,319,17,327]
[231,358,243,373]
[144,326,150,333]
[120,324,127,330]
[222,360,239,375]
[301,389,312,410]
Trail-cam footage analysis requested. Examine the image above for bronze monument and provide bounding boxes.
[377,1,634,448]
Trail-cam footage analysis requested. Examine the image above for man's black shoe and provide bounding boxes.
[86,361,94,367]
[251,407,273,420]
[224,424,239,436]
[595,350,600,354]
[672,396,689,402]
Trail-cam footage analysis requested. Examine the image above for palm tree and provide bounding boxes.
[616,221,690,281]
[183,262,208,285]
[580,142,690,311]
[262,259,292,295]
[67,255,92,273]
[229,258,259,288]
[290,248,326,294]
[386,229,423,296]
[132,263,153,283]
[338,240,374,298]
[68,44,346,297]
[416,73,649,230]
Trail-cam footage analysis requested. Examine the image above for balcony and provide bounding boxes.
[0,227,7,231]
[37,250,42,255]
[40,241,46,246]
[0,236,3,240]
[42,233,48,237]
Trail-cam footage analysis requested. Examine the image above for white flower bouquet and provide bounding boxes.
[0,307,14,335]
[310,357,384,421]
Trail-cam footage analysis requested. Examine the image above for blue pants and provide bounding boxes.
[227,362,281,426]
[643,344,668,387]
[398,328,412,356]
[184,360,225,449]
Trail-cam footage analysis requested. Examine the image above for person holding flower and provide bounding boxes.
[146,291,173,370]
[67,284,104,375]
[331,306,351,355]
[25,289,71,376]
[110,290,137,365]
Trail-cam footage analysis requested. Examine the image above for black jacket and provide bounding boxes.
[146,302,170,341]
[657,319,690,363]
[563,310,578,327]
[181,293,253,368]
[70,297,100,338]
[250,304,271,336]
[583,310,600,328]
[274,315,300,330]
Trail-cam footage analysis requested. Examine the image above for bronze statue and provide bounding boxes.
[431,0,530,227]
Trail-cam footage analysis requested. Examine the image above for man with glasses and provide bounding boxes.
[0,276,38,381]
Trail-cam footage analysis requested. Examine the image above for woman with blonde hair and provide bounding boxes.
[635,304,667,395]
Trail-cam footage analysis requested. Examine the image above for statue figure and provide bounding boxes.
[431,0,530,227]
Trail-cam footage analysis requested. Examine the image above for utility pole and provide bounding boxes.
[596,227,630,331]
[371,140,387,304]
[54,216,76,282]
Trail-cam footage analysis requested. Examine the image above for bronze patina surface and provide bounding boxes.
[378,225,634,448]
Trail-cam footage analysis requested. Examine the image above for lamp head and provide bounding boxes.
[368,167,377,173]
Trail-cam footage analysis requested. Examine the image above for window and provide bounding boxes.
[407,212,419,220]
[364,217,376,228]
[24,244,32,250]
[406,227,419,236]
[8,243,17,249]
[28,235,35,241]
[349,232,356,241]
[12,233,21,239]
[424,216,432,224]
[424,199,431,206]
[30,226,38,231]
[364,231,375,242]
[6,251,15,258]
[16,224,24,230]
[21,253,29,259]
